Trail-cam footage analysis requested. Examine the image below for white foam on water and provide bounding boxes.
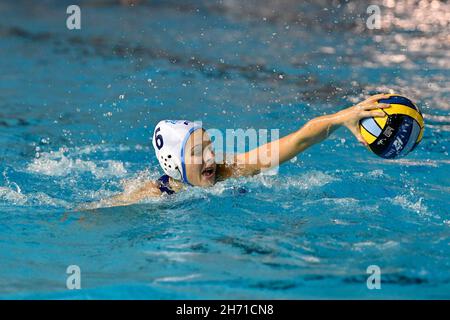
[202,183,228,196]
[425,114,450,124]
[300,255,320,263]
[144,250,200,262]
[26,147,128,179]
[392,195,425,213]
[0,186,71,208]
[70,144,143,156]
[243,170,337,191]
[353,241,376,250]
[331,219,351,225]
[141,170,337,202]
[169,170,338,201]
[390,195,437,219]
[380,240,399,250]
[367,169,385,178]
[303,197,358,208]
[291,171,337,189]
[153,274,201,283]
[353,240,399,251]
[364,158,449,168]
[0,186,27,205]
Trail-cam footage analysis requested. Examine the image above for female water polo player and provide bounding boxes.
[96,94,391,208]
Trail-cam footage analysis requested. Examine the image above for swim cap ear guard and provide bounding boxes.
[152,120,201,185]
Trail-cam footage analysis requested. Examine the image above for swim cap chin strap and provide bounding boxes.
[152,120,201,185]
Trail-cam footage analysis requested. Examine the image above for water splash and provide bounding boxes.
[26,147,128,179]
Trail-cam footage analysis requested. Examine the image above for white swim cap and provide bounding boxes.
[152,120,202,184]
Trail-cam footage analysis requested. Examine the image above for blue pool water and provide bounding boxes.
[0,0,449,299]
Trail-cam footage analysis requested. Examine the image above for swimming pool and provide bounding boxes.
[0,0,449,299]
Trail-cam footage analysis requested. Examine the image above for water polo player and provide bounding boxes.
[94,94,392,207]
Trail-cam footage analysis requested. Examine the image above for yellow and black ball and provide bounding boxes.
[359,94,424,159]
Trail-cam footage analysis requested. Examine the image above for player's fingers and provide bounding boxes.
[349,125,368,146]
[362,103,390,110]
[368,93,391,101]
[362,110,386,118]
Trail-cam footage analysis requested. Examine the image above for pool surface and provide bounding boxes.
[0,0,449,299]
